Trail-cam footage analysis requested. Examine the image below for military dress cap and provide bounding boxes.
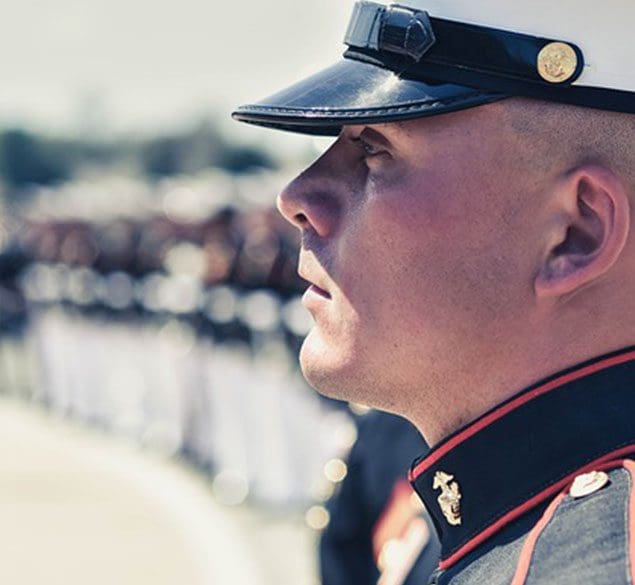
[233,0,635,135]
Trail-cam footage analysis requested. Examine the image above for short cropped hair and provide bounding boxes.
[504,98,635,189]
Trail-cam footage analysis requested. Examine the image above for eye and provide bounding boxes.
[352,136,384,158]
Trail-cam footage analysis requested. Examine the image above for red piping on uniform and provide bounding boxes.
[410,350,635,482]
[437,447,635,571]
[624,460,635,585]
[510,490,568,585]
[510,458,629,585]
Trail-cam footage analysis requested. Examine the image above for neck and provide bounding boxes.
[410,340,635,446]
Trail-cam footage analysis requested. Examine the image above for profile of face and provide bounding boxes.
[276,103,573,419]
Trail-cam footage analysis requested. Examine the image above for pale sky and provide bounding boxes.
[1,0,351,139]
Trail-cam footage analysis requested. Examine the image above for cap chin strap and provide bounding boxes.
[345,2,437,61]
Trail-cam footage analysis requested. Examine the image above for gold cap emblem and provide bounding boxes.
[433,471,462,526]
[537,42,578,84]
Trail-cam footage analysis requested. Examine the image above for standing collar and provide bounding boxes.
[409,347,635,570]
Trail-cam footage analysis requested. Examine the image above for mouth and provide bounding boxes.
[299,268,332,303]
[307,284,331,299]
[302,283,332,310]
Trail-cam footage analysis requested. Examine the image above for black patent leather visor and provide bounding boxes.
[232,58,506,136]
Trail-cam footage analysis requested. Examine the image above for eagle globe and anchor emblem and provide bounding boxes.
[433,471,463,526]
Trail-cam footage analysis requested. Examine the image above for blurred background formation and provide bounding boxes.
[1,154,359,498]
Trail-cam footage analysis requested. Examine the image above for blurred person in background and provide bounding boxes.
[0,239,29,335]
[234,0,635,583]
[320,411,440,585]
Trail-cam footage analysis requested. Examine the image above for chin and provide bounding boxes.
[298,328,355,400]
[298,327,389,409]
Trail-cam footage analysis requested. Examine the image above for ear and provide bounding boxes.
[535,165,631,299]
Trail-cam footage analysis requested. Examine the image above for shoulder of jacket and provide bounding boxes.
[520,463,633,584]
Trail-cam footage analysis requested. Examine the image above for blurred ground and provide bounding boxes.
[0,396,316,585]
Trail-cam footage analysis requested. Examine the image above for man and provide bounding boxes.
[233,1,635,583]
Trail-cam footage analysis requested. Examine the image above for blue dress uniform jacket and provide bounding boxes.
[410,347,635,585]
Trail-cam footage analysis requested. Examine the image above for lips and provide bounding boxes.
[299,269,332,300]
[309,284,331,299]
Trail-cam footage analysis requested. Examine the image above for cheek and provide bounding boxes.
[339,171,531,337]
[352,173,456,279]
[334,182,444,333]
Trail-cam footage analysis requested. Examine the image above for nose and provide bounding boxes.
[276,176,311,232]
[276,148,344,238]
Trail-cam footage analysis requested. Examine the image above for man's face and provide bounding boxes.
[278,103,548,417]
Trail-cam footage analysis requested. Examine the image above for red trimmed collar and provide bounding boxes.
[409,347,635,570]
